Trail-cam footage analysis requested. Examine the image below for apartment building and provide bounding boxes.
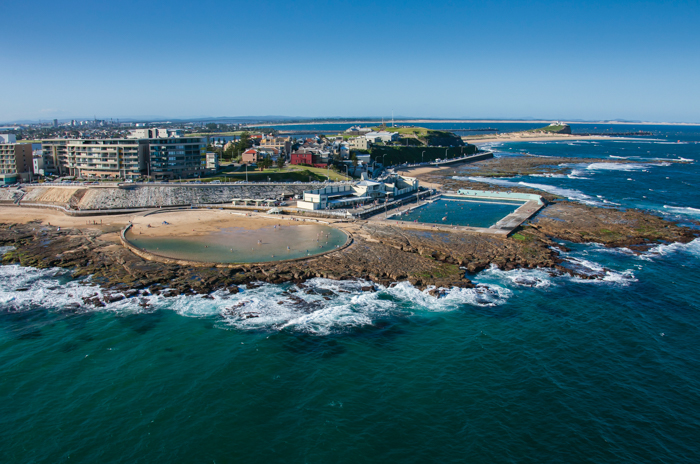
[41,139,70,176]
[0,135,33,183]
[127,128,183,139]
[40,134,206,180]
[147,137,206,180]
[67,139,143,179]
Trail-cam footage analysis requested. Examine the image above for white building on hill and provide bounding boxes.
[364,131,399,143]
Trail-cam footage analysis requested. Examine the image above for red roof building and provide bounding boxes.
[241,148,264,164]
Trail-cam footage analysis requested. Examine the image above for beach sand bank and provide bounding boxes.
[130,209,336,238]
[464,134,615,145]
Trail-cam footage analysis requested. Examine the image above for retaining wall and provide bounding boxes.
[11,184,323,210]
[120,222,354,267]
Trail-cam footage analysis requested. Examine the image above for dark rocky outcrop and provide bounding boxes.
[2,155,698,296]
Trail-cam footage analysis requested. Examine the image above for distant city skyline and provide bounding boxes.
[2,0,699,123]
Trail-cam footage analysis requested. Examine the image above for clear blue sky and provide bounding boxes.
[2,0,699,123]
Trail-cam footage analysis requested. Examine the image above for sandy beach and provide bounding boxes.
[130,209,334,238]
[250,119,700,129]
[464,133,616,145]
[0,206,340,240]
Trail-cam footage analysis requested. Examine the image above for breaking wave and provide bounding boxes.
[477,265,554,289]
[663,206,700,218]
[0,265,104,309]
[586,162,651,171]
[562,257,637,284]
[568,169,591,179]
[641,238,700,260]
[0,266,512,335]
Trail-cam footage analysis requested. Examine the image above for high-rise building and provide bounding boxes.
[41,140,70,176]
[41,132,205,180]
[0,136,33,183]
[145,136,206,180]
[53,119,58,128]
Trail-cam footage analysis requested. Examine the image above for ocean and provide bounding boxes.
[2,124,700,463]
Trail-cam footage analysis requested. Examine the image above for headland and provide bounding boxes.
[2,146,698,306]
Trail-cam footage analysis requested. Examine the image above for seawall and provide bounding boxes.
[2,183,323,211]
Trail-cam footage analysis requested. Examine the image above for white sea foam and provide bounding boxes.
[663,205,700,218]
[0,266,514,335]
[214,278,512,334]
[641,238,700,260]
[530,173,568,178]
[563,257,637,285]
[0,265,103,309]
[478,265,553,289]
[586,243,636,256]
[586,162,650,171]
[568,169,590,179]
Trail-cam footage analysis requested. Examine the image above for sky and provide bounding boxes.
[1,0,699,123]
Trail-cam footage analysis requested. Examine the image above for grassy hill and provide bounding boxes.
[527,124,572,134]
[370,126,464,146]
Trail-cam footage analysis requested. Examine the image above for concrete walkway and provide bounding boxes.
[491,199,543,231]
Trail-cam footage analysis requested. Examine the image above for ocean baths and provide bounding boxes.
[123,210,349,265]
[385,189,544,233]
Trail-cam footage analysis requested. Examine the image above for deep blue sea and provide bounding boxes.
[2,124,700,463]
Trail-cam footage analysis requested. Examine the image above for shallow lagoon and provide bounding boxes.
[394,196,523,228]
[126,223,348,263]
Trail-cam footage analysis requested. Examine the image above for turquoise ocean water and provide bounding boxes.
[2,124,700,463]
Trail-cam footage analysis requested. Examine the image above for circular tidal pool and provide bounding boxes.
[125,223,348,264]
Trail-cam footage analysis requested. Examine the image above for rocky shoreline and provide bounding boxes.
[1,195,698,306]
[1,156,698,304]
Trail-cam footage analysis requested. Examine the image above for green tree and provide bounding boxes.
[259,157,273,170]
[351,153,358,169]
[276,156,285,170]
[223,143,236,161]
[236,132,252,155]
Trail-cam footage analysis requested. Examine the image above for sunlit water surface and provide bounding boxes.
[2,124,700,463]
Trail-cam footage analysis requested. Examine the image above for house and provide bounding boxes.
[290,151,327,168]
[257,147,280,161]
[348,137,370,150]
[241,148,265,164]
[339,142,350,159]
[290,152,314,165]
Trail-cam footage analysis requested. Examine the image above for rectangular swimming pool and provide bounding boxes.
[392,195,524,228]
